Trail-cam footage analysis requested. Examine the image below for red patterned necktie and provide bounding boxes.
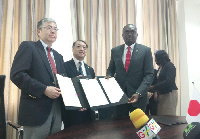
[47,47,57,74]
[125,46,131,72]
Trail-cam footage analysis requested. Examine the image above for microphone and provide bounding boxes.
[130,108,161,139]
[183,122,200,139]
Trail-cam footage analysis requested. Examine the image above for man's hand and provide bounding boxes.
[79,108,87,111]
[128,94,139,103]
[44,86,61,99]
[148,92,153,99]
[105,75,111,80]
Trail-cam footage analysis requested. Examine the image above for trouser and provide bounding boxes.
[23,99,62,139]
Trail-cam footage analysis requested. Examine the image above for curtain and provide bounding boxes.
[0,0,180,138]
[71,0,180,114]
[0,0,48,138]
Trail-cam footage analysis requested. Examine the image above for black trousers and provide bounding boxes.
[145,96,158,115]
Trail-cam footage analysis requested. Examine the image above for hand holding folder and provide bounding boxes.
[56,74,128,110]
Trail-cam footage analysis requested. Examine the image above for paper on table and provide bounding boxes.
[99,77,124,103]
[56,74,82,107]
[79,79,109,107]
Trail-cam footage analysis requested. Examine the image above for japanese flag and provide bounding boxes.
[186,85,200,124]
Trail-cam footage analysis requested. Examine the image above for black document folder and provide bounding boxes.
[56,74,128,110]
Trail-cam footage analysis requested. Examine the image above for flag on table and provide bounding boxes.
[186,84,200,123]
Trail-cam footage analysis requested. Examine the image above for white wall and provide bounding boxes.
[49,0,73,62]
[177,0,200,115]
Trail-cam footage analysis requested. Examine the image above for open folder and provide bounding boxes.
[56,74,128,110]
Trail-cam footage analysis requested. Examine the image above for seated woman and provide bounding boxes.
[149,50,178,116]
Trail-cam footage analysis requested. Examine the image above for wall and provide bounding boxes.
[177,0,200,116]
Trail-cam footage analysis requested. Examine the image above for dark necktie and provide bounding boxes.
[79,62,84,76]
[47,47,57,74]
[125,46,131,72]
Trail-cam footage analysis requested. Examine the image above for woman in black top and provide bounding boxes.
[149,50,178,115]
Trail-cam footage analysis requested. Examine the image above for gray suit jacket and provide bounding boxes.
[107,43,154,107]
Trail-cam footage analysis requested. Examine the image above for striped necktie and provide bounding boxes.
[47,47,57,74]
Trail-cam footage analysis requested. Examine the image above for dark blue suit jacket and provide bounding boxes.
[64,59,95,78]
[10,40,66,126]
[63,59,95,128]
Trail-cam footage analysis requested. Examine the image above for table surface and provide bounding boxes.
[47,116,187,139]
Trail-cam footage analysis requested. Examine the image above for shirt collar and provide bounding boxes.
[40,39,48,49]
[73,57,84,65]
[125,43,135,50]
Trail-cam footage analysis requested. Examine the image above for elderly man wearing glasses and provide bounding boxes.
[10,18,66,139]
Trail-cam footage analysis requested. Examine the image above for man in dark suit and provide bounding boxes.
[107,24,154,118]
[63,40,95,128]
[10,18,66,139]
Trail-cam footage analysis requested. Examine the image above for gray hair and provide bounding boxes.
[37,18,56,29]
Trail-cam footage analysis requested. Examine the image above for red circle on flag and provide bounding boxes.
[188,100,200,116]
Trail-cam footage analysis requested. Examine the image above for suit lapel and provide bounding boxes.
[35,41,54,79]
[118,45,126,71]
[53,51,62,73]
[69,59,79,76]
[84,63,91,76]
[127,43,139,73]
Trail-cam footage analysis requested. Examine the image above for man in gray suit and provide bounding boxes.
[107,24,154,118]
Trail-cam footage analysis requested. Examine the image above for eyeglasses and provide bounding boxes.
[42,25,59,32]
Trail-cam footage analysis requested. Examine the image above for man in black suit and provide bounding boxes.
[10,18,66,139]
[63,40,95,128]
[107,24,154,118]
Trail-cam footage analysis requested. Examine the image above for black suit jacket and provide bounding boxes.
[107,43,154,107]
[10,41,66,126]
[64,59,95,78]
[63,59,95,128]
[154,61,178,94]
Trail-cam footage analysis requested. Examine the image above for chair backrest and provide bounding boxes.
[0,75,6,139]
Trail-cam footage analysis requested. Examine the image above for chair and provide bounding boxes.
[0,75,6,139]
[0,75,23,139]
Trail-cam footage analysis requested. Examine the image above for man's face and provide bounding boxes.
[73,41,87,61]
[37,22,58,46]
[122,24,138,46]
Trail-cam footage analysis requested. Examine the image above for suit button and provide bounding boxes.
[52,82,55,84]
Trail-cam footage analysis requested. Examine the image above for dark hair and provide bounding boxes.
[72,40,88,48]
[155,50,170,66]
[122,24,137,33]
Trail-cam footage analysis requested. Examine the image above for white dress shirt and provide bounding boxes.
[73,57,87,76]
[122,43,135,66]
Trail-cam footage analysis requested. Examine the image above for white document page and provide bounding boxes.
[79,79,109,107]
[56,74,82,107]
[99,77,124,103]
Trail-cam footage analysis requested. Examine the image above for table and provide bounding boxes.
[47,116,187,139]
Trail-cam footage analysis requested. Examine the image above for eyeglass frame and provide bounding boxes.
[41,25,59,32]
